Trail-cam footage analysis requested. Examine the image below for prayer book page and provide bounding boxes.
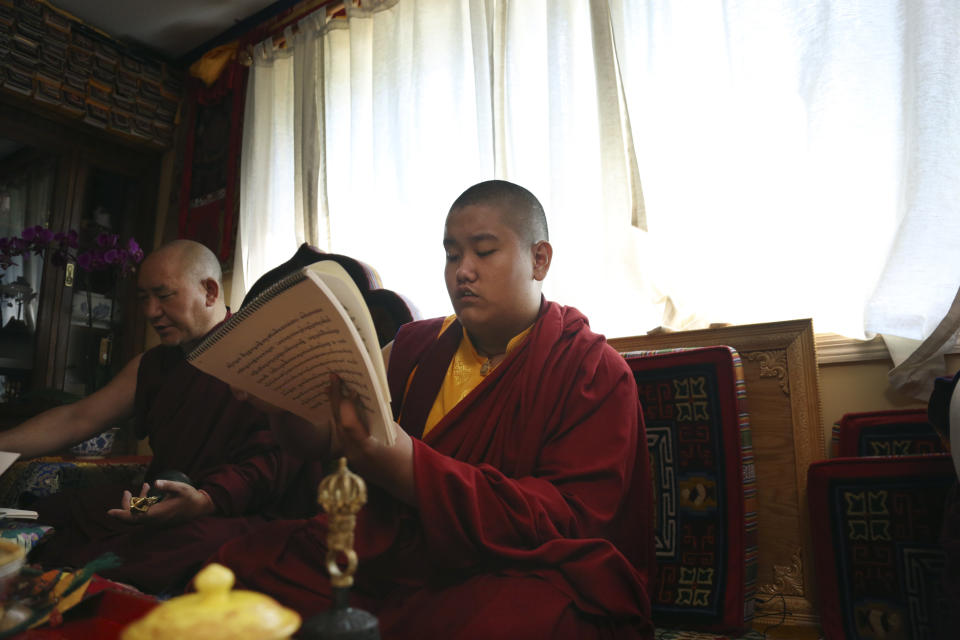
[0,451,19,477]
[187,261,395,446]
[0,451,38,518]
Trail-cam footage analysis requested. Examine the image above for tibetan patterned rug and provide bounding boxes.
[831,409,947,458]
[623,346,757,634]
[808,454,954,640]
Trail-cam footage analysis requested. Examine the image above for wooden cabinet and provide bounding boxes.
[0,97,162,453]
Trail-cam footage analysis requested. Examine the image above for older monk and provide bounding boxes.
[0,240,319,593]
[216,181,655,639]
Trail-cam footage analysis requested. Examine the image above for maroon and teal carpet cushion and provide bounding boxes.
[831,409,947,458]
[808,454,954,640]
[623,346,757,634]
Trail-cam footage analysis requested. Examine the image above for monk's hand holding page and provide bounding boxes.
[328,373,417,506]
[231,385,342,458]
[328,373,371,447]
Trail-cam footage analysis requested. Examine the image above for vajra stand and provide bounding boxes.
[299,457,380,640]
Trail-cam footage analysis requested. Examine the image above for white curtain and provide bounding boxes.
[609,0,960,398]
[234,0,960,393]
[230,36,299,310]
[234,0,663,335]
[863,2,960,398]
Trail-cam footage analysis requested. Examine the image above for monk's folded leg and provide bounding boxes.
[211,518,349,618]
[377,573,634,640]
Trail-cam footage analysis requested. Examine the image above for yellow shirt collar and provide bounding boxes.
[421,316,534,436]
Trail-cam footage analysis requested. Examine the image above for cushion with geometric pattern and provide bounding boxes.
[808,454,953,640]
[831,409,946,458]
[623,346,757,634]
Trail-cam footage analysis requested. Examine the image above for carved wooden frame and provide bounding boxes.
[609,319,825,627]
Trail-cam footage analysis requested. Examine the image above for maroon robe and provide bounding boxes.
[212,301,655,638]
[32,344,321,594]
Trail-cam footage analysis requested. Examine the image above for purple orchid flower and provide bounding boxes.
[76,251,94,270]
[35,227,54,244]
[96,232,119,249]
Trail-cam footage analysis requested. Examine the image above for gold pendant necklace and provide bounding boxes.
[480,357,492,376]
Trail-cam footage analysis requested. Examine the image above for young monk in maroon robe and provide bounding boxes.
[0,240,319,593]
[219,180,655,638]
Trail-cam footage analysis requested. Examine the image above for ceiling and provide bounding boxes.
[51,0,284,62]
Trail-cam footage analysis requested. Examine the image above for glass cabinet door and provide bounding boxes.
[62,167,143,397]
[0,146,56,403]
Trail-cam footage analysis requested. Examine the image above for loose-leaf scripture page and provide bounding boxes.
[188,261,395,446]
[0,451,38,518]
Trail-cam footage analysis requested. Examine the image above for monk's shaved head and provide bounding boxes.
[448,180,549,245]
[137,240,226,347]
[443,180,553,357]
[146,239,222,288]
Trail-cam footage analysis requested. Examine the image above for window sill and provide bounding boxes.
[816,333,960,365]
[815,334,890,365]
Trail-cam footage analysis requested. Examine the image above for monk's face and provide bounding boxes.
[136,250,215,347]
[443,204,550,351]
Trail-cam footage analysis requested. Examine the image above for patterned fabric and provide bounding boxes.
[0,520,53,553]
[0,457,149,508]
[622,347,757,634]
[68,429,117,457]
[808,454,954,640]
[831,409,947,458]
[9,587,158,639]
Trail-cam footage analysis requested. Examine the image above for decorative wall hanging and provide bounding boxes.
[176,60,247,262]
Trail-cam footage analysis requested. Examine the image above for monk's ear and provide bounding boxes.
[531,241,552,282]
[201,278,220,306]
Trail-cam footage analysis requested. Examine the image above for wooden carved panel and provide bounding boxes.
[609,319,825,627]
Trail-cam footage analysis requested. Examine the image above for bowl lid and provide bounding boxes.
[121,563,300,640]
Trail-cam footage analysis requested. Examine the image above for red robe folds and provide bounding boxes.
[213,301,654,638]
[32,344,321,594]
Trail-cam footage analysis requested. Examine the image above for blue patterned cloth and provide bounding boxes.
[0,519,53,553]
[0,457,148,508]
[0,457,148,558]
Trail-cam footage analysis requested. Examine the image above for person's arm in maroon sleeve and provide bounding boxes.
[197,430,305,517]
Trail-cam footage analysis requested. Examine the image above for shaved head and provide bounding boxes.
[145,239,222,289]
[443,180,553,355]
[448,180,548,245]
[137,240,225,348]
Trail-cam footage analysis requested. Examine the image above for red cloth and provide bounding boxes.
[213,301,654,638]
[32,345,322,594]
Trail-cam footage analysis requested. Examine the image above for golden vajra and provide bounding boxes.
[318,457,367,588]
[129,495,161,514]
